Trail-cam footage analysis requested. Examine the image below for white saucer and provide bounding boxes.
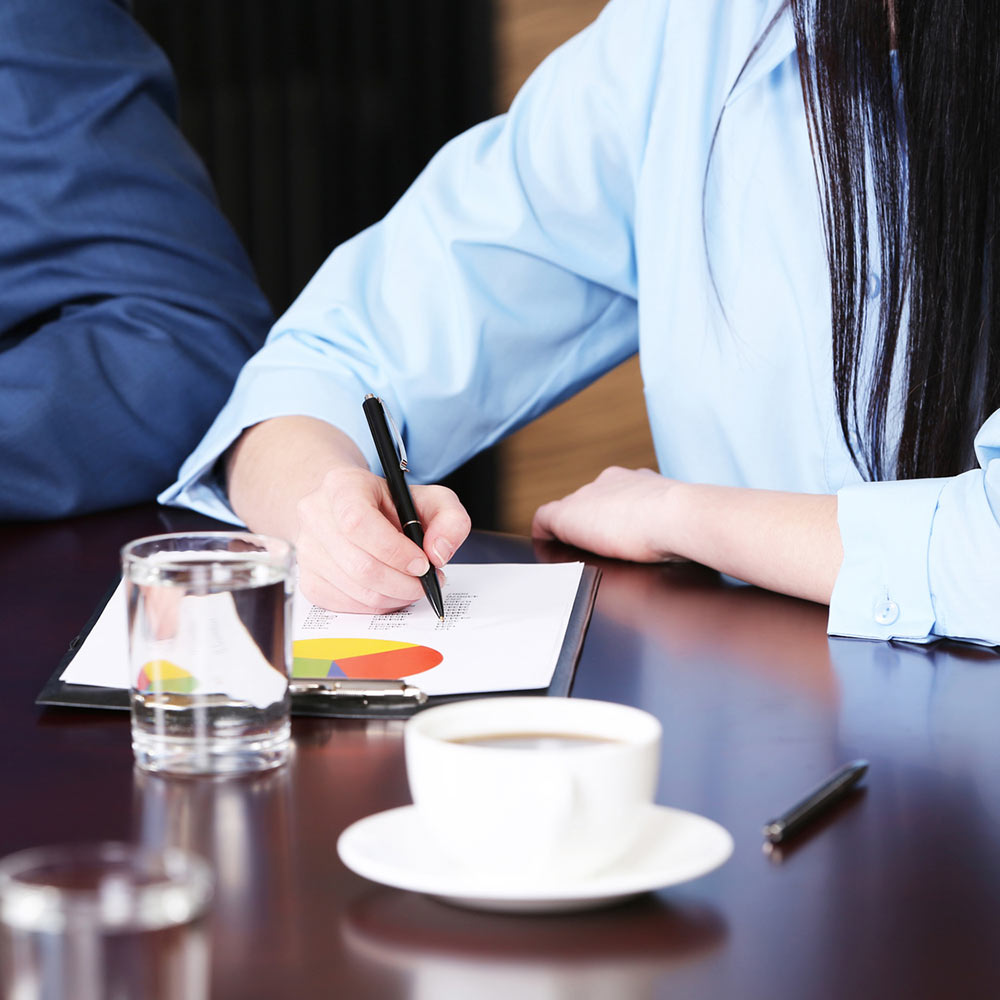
[337,804,733,913]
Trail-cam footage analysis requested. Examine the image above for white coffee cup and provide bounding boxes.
[404,697,662,883]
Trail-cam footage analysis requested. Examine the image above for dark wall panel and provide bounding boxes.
[132,0,500,527]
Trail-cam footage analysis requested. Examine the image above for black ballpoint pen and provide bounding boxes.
[362,394,445,620]
[763,759,868,844]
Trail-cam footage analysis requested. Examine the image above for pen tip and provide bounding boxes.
[438,615,445,621]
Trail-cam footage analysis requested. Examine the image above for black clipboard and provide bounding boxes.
[36,565,600,720]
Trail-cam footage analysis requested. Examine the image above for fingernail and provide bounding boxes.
[408,557,430,576]
[433,541,452,566]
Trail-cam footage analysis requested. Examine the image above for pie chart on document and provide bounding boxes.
[292,638,443,681]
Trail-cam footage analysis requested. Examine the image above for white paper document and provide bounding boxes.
[60,563,586,697]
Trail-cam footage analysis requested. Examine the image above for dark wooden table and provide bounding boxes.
[2,504,999,999]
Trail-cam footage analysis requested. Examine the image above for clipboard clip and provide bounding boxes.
[289,677,428,708]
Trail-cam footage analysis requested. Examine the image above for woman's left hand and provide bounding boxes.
[531,466,682,562]
[532,468,843,605]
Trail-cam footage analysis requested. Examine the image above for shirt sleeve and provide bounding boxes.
[0,0,272,519]
[829,409,1000,645]
[162,0,671,519]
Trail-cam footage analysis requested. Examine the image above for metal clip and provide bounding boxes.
[289,677,427,707]
[365,394,409,472]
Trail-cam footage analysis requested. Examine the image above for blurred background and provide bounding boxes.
[133,0,655,534]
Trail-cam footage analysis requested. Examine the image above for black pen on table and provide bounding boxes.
[362,394,445,620]
[763,759,868,844]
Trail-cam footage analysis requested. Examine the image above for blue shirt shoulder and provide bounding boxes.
[0,0,273,518]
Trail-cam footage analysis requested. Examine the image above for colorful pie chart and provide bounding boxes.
[136,659,198,694]
[292,637,443,680]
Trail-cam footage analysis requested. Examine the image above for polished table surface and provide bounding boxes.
[2,504,999,999]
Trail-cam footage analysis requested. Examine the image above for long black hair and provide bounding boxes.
[790,0,999,480]
[711,2,1000,480]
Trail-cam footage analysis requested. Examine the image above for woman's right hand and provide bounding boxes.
[226,415,471,613]
[293,465,469,613]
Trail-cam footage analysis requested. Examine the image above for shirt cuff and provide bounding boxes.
[828,477,949,641]
[157,456,246,526]
[923,466,1000,645]
[158,354,381,522]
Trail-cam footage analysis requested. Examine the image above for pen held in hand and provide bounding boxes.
[763,759,868,844]
[362,394,445,620]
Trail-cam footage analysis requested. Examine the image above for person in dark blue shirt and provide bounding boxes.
[0,0,273,519]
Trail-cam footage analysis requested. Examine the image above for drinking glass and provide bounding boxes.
[0,842,212,1000]
[122,531,294,775]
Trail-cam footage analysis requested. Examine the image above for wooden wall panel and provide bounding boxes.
[495,0,657,534]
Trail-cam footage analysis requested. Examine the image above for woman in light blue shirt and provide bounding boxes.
[163,0,1000,645]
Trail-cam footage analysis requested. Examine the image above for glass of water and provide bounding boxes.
[0,842,213,1000]
[122,532,294,775]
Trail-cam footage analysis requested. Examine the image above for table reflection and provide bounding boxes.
[131,762,301,983]
[341,889,727,1000]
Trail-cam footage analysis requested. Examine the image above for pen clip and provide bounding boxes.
[366,394,409,472]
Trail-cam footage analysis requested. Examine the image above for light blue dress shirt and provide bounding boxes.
[162,0,1000,646]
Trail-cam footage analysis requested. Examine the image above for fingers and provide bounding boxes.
[532,480,592,543]
[530,501,559,540]
[528,467,675,563]
[298,567,412,616]
[531,493,595,548]
[141,584,182,640]
[296,471,424,610]
[413,484,472,567]
[295,469,469,613]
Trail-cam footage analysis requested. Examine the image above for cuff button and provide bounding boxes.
[874,599,900,625]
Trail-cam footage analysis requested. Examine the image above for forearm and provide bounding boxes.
[665,483,843,605]
[226,416,368,540]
